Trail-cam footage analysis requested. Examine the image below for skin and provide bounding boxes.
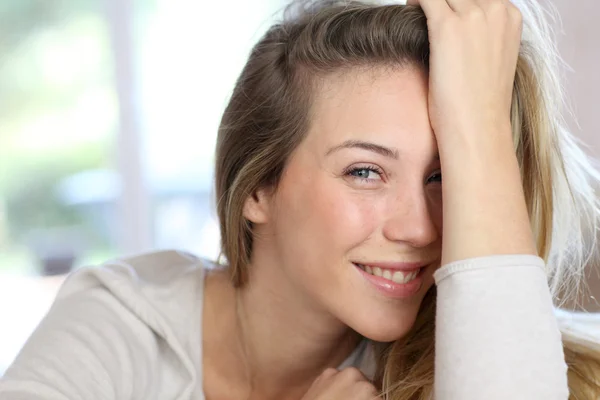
[203,0,536,399]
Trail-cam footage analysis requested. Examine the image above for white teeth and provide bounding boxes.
[392,271,406,283]
[357,263,420,284]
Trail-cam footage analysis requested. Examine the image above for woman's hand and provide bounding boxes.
[408,0,537,263]
[408,0,522,141]
[301,368,381,400]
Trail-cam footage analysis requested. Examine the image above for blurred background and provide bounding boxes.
[0,0,599,375]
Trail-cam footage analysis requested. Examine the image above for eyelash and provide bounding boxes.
[344,166,442,184]
[344,165,384,182]
[427,171,442,184]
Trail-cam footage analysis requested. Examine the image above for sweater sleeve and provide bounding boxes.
[433,254,568,400]
[0,279,161,400]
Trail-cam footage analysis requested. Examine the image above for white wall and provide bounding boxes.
[553,0,600,156]
[552,0,600,310]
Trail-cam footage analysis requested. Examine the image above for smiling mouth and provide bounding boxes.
[353,263,422,284]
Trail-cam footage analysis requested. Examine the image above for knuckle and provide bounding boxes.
[487,1,507,16]
[354,381,378,396]
[339,367,364,381]
[507,3,523,22]
[465,7,486,23]
[319,367,338,379]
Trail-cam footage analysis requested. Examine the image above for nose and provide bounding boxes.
[382,186,440,248]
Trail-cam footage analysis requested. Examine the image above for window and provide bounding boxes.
[0,0,284,374]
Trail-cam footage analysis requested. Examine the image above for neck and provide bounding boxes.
[203,254,361,400]
[236,272,360,391]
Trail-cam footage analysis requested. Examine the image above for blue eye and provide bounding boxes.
[347,167,382,180]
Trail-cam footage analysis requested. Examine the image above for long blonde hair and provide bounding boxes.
[215,1,600,398]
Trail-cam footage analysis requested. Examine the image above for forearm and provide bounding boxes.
[434,255,569,400]
[437,123,537,265]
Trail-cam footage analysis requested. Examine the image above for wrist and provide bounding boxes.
[437,122,537,263]
[435,120,514,154]
[436,122,516,171]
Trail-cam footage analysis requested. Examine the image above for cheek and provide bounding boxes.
[319,188,380,241]
[275,173,381,249]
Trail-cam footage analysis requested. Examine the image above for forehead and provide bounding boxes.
[304,66,433,154]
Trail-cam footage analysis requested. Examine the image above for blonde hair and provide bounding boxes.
[215,1,600,398]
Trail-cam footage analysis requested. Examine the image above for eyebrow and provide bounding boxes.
[326,140,400,159]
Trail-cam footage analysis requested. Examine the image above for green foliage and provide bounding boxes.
[3,141,109,240]
[0,0,115,243]
[0,3,111,125]
[0,0,155,263]
[0,0,97,53]
[0,0,154,53]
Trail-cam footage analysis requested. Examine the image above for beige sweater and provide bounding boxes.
[0,250,568,399]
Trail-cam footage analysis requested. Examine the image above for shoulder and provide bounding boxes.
[59,249,211,297]
[1,250,216,399]
[57,249,219,340]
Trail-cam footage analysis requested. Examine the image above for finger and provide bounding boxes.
[406,0,452,20]
[354,381,380,398]
[410,0,479,14]
[443,0,479,13]
[473,0,505,6]
[505,0,524,25]
[307,368,337,393]
[472,0,507,14]
[473,0,522,28]
[338,367,368,383]
[316,367,338,382]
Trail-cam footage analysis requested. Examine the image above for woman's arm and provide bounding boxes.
[407,0,568,398]
[434,255,568,399]
[408,0,535,264]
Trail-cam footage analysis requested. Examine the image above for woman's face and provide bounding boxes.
[247,66,443,342]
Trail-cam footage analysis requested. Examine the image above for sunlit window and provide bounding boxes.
[0,0,283,375]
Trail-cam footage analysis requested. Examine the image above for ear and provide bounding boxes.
[242,187,272,224]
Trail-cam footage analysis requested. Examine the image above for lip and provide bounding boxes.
[353,262,428,299]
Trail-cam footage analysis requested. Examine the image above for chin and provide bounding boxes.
[349,311,419,343]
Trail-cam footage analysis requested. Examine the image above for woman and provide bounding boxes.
[1,0,599,399]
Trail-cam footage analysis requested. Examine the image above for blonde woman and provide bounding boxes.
[1,0,599,399]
